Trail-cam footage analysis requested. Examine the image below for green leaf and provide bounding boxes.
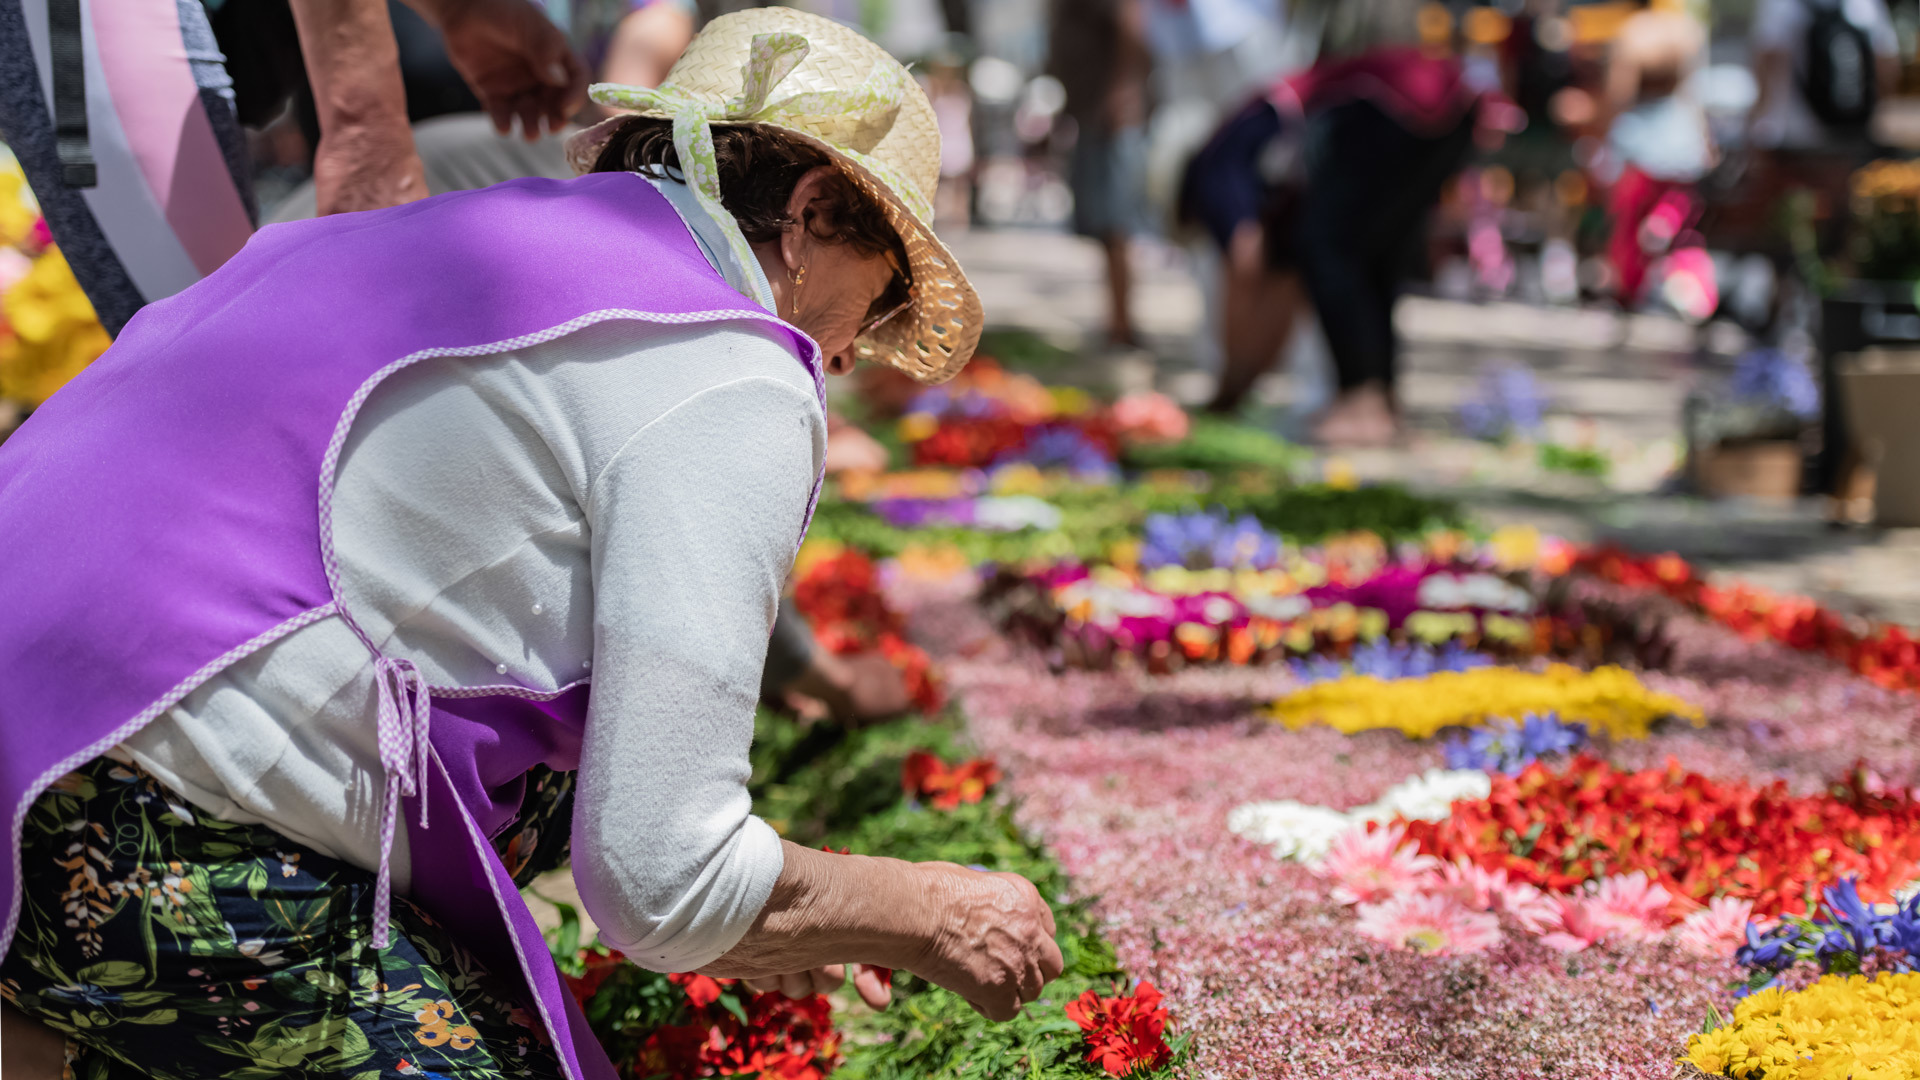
[123,1009,179,1026]
[715,991,751,1027]
[76,961,144,987]
[245,863,271,900]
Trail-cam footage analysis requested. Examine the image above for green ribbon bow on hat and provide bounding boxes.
[590,32,924,312]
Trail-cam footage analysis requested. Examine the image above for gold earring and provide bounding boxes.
[790,265,807,315]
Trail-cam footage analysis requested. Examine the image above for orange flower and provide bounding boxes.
[900,751,1001,810]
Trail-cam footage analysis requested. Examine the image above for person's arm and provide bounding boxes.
[570,373,1060,1014]
[600,0,694,91]
[397,0,587,138]
[1106,0,1151,131]
[286,0,428,215]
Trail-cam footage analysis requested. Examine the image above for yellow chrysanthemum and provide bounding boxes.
[1266,663,1704,740]
[1684,973,1920,1079]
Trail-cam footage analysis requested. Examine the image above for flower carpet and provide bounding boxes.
[547,379,1920,1079]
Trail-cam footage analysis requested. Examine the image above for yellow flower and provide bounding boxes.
[0,246,110,407]
[1266,663,1704,739]
[1683,972,1920,1079]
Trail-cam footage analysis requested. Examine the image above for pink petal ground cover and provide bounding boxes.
[895,586,1920,1078]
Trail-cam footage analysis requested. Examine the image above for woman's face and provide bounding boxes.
[769,166,910,377]
[788,240,900,375]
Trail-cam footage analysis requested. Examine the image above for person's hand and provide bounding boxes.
[784,650,911,726]
[312,120,428,216]
[905,863,1063,1020]
[823,423,890,475]
[740,964,895,1009]
[437,0,588,140]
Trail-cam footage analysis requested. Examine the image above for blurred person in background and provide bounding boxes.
[1601,0,1714,313]
[1746,0,1897,256]
[1283,0,1484,446]
[1177,89,1305,416]
[1048,0,1153,354]
[257,0,691,221]
[0,0,585,336]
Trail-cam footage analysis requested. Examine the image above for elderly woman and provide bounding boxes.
[0,10,1060,1079]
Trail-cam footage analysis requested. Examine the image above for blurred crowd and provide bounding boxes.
[4,0,1920,449]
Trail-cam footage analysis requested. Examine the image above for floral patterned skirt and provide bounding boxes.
[1,757,578,1080]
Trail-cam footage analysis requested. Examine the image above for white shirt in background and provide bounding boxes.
[1750,0,1898,149]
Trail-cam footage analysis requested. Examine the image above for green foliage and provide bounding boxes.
[1536,443,1612,479]
[746,709,1182,1080]
[806,475,1283,568]
[1120,414,1307,477]
[977,328,1079,374]
[1254,482,1469,543]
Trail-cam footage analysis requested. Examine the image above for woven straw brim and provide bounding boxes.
[566,7,980,383]
[768,130,980,383]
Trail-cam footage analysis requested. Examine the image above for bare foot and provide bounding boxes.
[1310,386,1397,448]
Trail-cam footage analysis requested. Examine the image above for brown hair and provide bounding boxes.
[591,117,910,313]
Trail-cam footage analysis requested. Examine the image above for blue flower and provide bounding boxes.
[1458,364,1547,441]
[1734,920,1800,972]
[1000,425,1114,478]
[1439,712,1588,774]
[1139,510,1280,570]
[1729,347,1820,419]
[43,983,122,1007]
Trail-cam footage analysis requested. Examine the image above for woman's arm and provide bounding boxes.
[571,365,1061,1015]
[706,843,1061,1021]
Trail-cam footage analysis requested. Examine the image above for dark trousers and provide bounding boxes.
[1297,100,1475,391]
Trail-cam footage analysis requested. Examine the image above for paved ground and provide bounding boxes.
[939,227,1920,628]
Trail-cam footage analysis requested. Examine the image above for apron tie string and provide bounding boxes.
[371,654,431,949]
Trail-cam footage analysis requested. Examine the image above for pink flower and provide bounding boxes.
[1109,391,1190,444]
[1318,824,1440,905]
[1432,859,1558,933]
[1675,896,1755,955]
[1537,872,1674,952]
[1354,892,1503,956]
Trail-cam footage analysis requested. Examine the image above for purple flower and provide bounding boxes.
[1292,642,1494,687]
[1140,511,1280,571]
[1458,364,1547,441]
[997,425,1115,478]
[1440,712,1588,773]
[1729,347,1820,419]
[873,498,977,529]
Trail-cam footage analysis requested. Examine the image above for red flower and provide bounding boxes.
[791,551,946,714]
[669,972,725,1008]
[1573,545,1920,695]
[1399,755,1920,918]
[564,948,628,1008]
[900,750,1002,810]
[1065,980,1174,1076]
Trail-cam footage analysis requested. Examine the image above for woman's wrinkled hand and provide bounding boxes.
[906,862,1064,1021]
[740,964,894,1009]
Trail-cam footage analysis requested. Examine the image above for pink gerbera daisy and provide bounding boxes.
[1432,859,1559,934]
[1675,896,1756,955]
[1538,872,1674,952]
[1318,824,1440,905]
[1354,892,1503,956]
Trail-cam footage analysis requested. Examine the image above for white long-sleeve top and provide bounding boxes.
[108,177,819,973]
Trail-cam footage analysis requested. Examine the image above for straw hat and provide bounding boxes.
[567,7,980,383]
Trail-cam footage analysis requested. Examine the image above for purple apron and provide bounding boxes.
[0,172,824,1080]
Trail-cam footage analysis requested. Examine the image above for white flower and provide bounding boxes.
[971,495,1062,532]
[1226,800,1355,863]
[1240,593,1311,621]
[1352,768,1492,825]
